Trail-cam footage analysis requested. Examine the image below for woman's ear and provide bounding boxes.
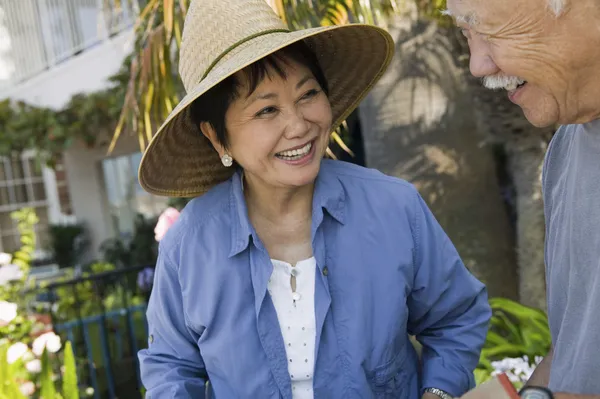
[200,121,225,157]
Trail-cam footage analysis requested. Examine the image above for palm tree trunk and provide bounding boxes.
[507,138,549,310]
[465,41,555,311]
[358,17,519,299]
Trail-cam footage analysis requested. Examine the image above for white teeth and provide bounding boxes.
[277,142,312,159]
[505,80,526,91]
[483,74,526,91]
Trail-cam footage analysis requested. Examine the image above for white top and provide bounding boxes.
[268,257,317,399]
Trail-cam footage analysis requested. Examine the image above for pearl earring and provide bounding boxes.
[221,154,233,167]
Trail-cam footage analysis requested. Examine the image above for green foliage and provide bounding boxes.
[12,208,38,271]
[414,0,452,23]
[61,342,79,399]
[0,59,131,167]
[49,224,89,269]
[0,208,41,344]
[276,0,398,29]
[100,214,158,268]
[1,331,80,399]
[0,343,27,399]
[0,207,83,398]
[40,348,57,399]
[475,298,551,384]
[48,261,146,323]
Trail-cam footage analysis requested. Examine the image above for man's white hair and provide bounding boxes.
[548,0,565,15]
[443,0,565,24]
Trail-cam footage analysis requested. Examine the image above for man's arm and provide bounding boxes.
[525,347,600,399]
[525,346,553,387]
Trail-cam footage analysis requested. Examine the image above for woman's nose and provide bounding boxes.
[284,109,310,139]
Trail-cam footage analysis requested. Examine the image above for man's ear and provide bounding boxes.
[200,121,226,157]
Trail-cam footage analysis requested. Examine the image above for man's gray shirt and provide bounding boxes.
[543,118,600,394]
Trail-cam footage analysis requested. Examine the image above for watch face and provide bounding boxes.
[520,387,552,399]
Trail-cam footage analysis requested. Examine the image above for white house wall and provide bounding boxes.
[63,134,140,261]
[0,29,133,110]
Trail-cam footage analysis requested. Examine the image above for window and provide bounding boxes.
[0,154,50,253]
[102,152,168,236]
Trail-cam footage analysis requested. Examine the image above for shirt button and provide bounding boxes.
[322,266,328,276]
[292,292,301,301]
[148,335,154,344]
[291,268,299,276]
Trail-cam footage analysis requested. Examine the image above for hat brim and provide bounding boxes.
[139,24,394,197]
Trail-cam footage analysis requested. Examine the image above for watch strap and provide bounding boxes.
[424,387,454,399]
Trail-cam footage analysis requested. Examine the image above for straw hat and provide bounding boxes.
[138,0,395,197]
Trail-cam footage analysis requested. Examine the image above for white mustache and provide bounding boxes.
[483,74,526,90]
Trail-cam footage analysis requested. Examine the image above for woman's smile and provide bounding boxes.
[274,139,316,166]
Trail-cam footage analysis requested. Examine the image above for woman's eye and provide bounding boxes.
[301,89,319,100]
[256,106,278,117]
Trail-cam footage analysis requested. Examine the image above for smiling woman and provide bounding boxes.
[189,41,332,191]
[136,1,492,398]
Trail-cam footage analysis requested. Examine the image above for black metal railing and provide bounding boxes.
[30,265,153,399]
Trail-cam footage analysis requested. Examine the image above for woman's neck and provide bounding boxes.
[243,174,314,224]
[242,172,314,263]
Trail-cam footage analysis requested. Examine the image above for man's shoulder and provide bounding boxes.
[542,124,580,186]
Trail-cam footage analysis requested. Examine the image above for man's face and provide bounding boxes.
[446,0,598,127]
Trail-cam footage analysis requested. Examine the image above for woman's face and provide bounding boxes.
[203,58,332,192]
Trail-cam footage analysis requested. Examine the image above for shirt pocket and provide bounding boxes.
[368,351,409,399]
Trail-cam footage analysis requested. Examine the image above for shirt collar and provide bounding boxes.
[228,161,346,257]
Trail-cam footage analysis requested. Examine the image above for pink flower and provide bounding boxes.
[154,207,180,242]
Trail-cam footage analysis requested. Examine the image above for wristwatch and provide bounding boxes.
[424,387,454,399]
[519,386,554,399]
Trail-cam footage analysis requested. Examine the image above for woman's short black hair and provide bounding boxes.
[189,40,329,149]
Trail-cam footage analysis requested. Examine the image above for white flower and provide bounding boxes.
[0,264,22,285]
[7,342,28,364]
[32,331,61,356]
[20,381,35,396]
[490,356,537,384]
[0,252,12,266]
[26,358,42,373]
[0,300,17,326]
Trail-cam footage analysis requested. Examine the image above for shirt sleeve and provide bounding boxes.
[138,247,208,398]
[406,189,491,397]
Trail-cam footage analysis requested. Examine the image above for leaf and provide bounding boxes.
[331,130,355,156]
[40,348,57,399]
[178,0,188,19]
[484,331,511,347]
[144,82,155,143]
[474,368,492,385]
[62,342,79,399]
[481,343,528,359]
[163,0,174,42]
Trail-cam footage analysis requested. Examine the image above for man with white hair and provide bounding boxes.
[444,0,600,398]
